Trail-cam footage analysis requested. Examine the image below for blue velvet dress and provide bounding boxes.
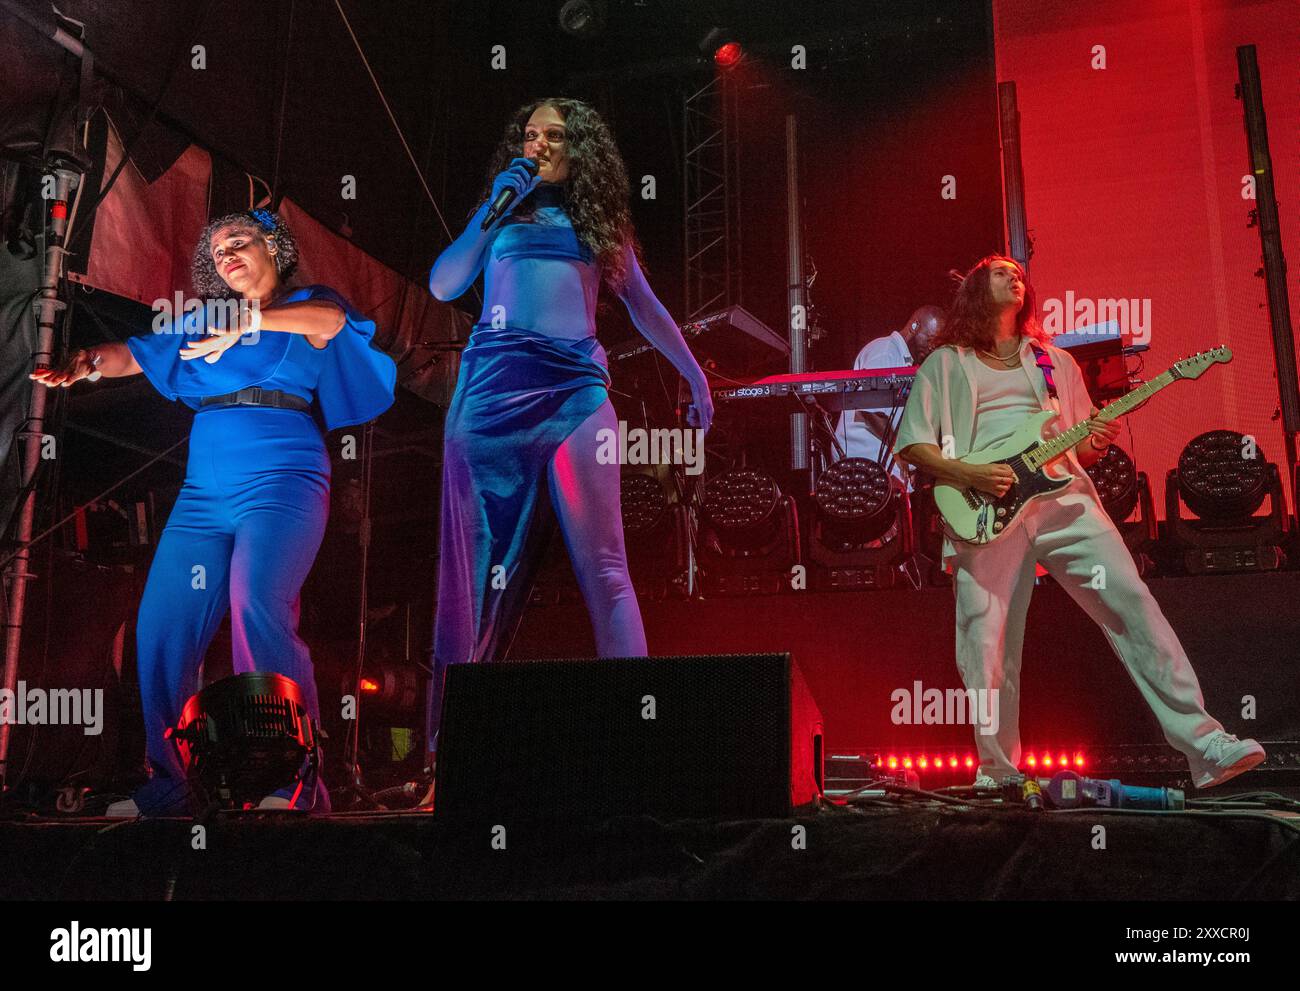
[125,285,396,813]
[429,185,639,750]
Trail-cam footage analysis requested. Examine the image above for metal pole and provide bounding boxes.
[1,167,81,791]
[998,81,1031,276]
[1236,45,1299,501]
[785,115,809,475]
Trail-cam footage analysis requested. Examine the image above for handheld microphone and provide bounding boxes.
[482,158,540,230]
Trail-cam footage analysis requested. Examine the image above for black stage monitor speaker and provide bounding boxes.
[435,653,824,820]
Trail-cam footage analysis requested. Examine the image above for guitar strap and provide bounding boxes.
[1029,342,1058,402]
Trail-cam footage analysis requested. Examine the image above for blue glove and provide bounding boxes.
[487,157,541,224]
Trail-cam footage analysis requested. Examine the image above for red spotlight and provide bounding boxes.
[964,756,975,769]
[888,756,898,769]
[949,757,958,769]
[1043,754,1053,768]
[918,757,929,769]
[1058,753,1068,767]
[1026,754,1037,767]
[359,677,381,694]
[902,757,913,769]
[714,41,743,67]
[1074,753,1085,768]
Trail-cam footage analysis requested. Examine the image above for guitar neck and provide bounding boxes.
[1025,369,1178,469]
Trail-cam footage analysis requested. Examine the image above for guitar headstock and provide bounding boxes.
[1171,346,1233,380]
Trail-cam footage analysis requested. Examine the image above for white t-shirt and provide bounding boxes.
[971,359,1041,451]
[835,330,914,481]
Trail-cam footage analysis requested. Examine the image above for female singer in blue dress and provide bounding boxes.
[32,209,396,814]
[426,98,714,755]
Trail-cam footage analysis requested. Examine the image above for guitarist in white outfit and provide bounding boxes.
[895,255,1265,789]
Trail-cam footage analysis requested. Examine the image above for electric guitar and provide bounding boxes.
[933,347,1232,543]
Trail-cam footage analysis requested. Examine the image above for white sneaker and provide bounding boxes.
[256,795,294,809]
[105,798,140,818]
[1193,732,1266,789]
[973,773,999,789]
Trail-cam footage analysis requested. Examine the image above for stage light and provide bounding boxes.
[814,458,897,547]
[698,468,799,595]
[341,661,420,722]
[870,749,1102,779]
[1166,429,1288,573]
[619,469,690,599]
[172,672,320,811]
[1176,430,1270,522]
[557,0,606,39]
[714,41,743,67]
[1085,443,1159,575]
[810,458,910,588]
[621,472,669,536]
[698,27,743,68]
[702,468,781,545]
[1084,444,1140,522]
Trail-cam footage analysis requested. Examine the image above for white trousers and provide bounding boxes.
[950,476,1224,781]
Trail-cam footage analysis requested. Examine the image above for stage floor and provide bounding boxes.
[3,793,1298,900]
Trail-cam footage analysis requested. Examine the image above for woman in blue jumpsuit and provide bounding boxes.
[426,98,714,759]
[32,209,396,814]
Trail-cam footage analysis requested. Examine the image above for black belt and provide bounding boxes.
[199,387,311,412]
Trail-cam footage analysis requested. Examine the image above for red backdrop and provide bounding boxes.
[993,0,1300,516]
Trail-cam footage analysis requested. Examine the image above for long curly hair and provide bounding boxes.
[190,210,299,298]
[932,254,1049,352]
[478,97,639,292]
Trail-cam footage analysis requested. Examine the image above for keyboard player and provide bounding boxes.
[835,306,945,486]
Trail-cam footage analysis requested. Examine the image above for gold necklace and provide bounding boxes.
[979,336,1022,364]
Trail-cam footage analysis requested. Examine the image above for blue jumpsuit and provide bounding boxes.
[428,184,648,752]
[125,285,396,814]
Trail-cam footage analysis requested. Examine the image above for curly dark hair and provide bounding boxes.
[190,210,299,298]
[932,254,1049,352]
[479,97,640,292]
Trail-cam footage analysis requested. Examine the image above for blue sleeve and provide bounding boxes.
[125,302,292,408]
[124,307,204,401]
[304,286,397,431]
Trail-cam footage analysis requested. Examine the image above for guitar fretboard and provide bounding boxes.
[1024,368,1177,470]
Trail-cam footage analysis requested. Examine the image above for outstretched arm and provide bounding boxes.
[30,342,141,387]
[615,244,713,432]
